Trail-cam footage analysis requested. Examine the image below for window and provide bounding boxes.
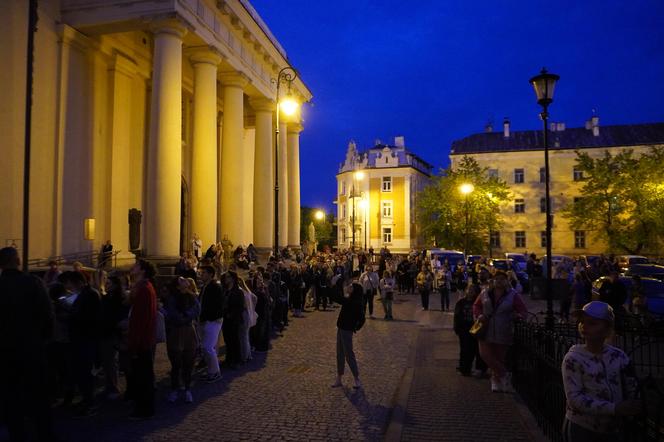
[514,198,525,213]
[541,231,547,248]
[341,181,346,195]
[573,168,584,181]
[382,200,393,218]
[514,168,524,183]
[488,169,499,178]
[539,167,546,184]
[341,203,346,219]
[540,197,546,213]
[341,229,347,243]
[515,231,526,248]
[382,227,392,243]
[575,231,586,248]
[490,232,501,248]
[382,176,392,192]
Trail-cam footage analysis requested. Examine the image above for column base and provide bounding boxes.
[142,255,181,266]
[112,251,137,269]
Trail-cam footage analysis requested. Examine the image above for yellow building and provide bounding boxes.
[450,117,664,256]
[1,0,312,263]
[335,137,432,253]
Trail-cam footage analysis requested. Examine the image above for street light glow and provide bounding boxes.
[354,170,365,180]
[314,210,325,220]
[279,93,299,116]
[358,199,368,209]
[459,183,474,195]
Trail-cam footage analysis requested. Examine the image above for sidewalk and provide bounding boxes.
[386,306,547,442]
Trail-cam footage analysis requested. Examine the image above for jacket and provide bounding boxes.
[69,286,102,340]
[332,283,365,332]
[562,344,637,434]
[128,279,157,353]
[472,288,527,345]
[199,280,226,322]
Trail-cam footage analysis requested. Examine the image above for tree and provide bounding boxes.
[562,147,664,254]
[300,207,335,251]
[417,156,511,254]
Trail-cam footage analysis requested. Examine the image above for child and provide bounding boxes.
[561,301,641,441]
[453,284,482,376]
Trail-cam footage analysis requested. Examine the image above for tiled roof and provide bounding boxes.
[450,122,664,155]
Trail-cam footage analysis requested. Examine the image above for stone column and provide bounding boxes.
[108,53,137,263]
[219,72,249,245]
[190,48,221,251]
[249,98,275,250]
[287,122,303,248]
[146,22,185,258]
[278,121,288,247]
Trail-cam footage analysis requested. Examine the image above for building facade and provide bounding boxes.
[335,137,432,253]
[450,118,664,256]
[1,0,312,263]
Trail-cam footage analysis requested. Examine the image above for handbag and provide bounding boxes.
[469,319,487,339]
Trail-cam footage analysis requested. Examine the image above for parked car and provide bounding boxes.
[488,258,529,291]
[617,255,650,271]
[466,254,483,268]
[427,249,465,271]
[505,253,528,271]
[623,264,664,281]
[592,275,664,315]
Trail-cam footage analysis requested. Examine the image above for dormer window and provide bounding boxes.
[382,177,392,192]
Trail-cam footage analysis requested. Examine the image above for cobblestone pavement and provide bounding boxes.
[50,294,419,441]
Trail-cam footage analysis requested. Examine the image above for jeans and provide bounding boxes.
[99,336,119,393]
[316,286,328,310]
[71,338,97,407]
[457,331,478,374]
[382,297,393,319]
[127,350,154,416]
[223,320,242,366]
[363,289,375,316]
[201,320,222,375]
[419,288,430,310]
[336,328,359,377]
[440,288,450,311]
[166,326,197,390]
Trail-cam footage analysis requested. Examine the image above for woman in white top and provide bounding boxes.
[238,278,258,363]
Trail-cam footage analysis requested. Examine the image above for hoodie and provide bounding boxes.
[561,344,637,434]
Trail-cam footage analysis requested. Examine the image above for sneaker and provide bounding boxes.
[206,372,222,384]
[330,379,343,388]
[167,390,179,403]
[184,390,193,403]
[490,379,502,393]
[352,379,363,389]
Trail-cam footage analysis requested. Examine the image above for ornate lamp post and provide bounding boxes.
[459,183,474,257]
[272,67,299,259]
[529,67,559,330]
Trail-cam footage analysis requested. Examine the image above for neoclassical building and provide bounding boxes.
[1,0,311,263]
[450,117,664,255]
[335,137,432,253]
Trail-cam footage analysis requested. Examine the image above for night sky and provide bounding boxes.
[251,0,664,212]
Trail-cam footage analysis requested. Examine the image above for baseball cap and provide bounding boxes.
[580,301,615,322]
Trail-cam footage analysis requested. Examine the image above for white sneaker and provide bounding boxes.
[490,379,502,393]
[184,389,193,403]
[167,390,178,403]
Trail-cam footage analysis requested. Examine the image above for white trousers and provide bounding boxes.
[201,320,222,375]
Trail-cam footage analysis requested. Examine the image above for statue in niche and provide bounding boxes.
[128,208,142,251]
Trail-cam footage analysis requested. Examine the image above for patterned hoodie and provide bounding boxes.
[561,344,637,434]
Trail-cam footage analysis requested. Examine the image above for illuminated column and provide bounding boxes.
[250,97,275,250]
[287,122,303,248]
[146,22,185,258]
[278,121,288,247]
[190,48,221,250]
[219,72,249,244]
[108,53,137,260]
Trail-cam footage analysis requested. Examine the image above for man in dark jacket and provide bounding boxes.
[599,271,628,321]
[61,270,102,417]
[221,271,245,369]
[0,247,56,440]
[330,274,365,390]
[198,266,226,383]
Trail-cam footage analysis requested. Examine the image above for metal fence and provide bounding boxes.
[512,318,664,441]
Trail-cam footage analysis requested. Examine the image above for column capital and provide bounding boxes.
[149,17,189,39]
[219,71,251,89]
[187,46,223,66]
[287,122,304,134]
[249,97,276,113]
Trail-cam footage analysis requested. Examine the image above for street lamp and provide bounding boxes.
[273,67,299,260]
[314,210,325,221]
[459,182,474,257]
[358,198,368,251]
[530,67,559,330]
[351,170,364,250]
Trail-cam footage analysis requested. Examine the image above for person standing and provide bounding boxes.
[436,265,452,311]
[198,266,225,383]
[252,271,272,352]
[164,277,200,403]
[599,271,628,317]
[0,247,56,441]
[454,284,481,376]
[43,260,62,286]
[192,234,203,260]
[126,259,158,420]
[221,271,245,369]
[359,265,379,319]
[416,266,433,311]
[330,275,365,389]
[99,273,130,399]
[379,270,395,320]
[238,278,257,363]
[561,302,642,441]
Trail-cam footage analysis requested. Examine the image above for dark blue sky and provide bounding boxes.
[251,0,664,211]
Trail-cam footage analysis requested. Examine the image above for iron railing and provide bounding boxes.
[512,317,664,441]
[27,250,123,269]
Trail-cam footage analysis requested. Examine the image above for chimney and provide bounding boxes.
[485,122,493,133]
[591,115,599,137]
[503,117,510,138]
[394,135,405,147]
